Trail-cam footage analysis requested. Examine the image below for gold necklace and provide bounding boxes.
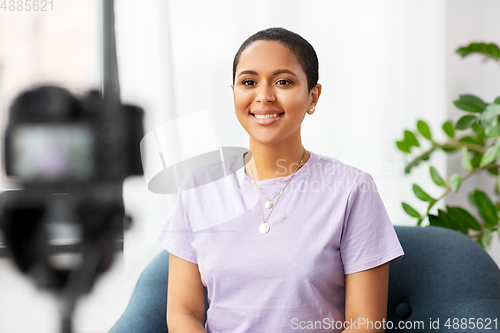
[245,147,306,234]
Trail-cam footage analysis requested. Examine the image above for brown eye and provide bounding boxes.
[242,80,256,86]
[276,79,291,85]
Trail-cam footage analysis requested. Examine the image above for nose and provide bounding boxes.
[256,81,276,103]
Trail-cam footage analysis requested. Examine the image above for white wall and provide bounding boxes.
[445,0,500,268]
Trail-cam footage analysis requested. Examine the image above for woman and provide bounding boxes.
[158,27,404,332]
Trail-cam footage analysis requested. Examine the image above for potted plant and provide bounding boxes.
[396,42,500,250]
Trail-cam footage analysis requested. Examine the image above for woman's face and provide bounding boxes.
[232,40,320,147]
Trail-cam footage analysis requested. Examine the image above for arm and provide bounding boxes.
[342,262,390,333]
[166,253,207,333]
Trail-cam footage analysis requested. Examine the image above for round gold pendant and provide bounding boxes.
[259,223,270,234]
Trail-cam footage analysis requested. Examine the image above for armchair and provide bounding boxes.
[109,226,500,332]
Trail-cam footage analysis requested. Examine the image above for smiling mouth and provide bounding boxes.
[250,113,285,119]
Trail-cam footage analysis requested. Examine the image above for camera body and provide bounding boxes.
[4,86,143,186]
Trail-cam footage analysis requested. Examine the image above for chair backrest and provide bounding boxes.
[388,226,500,332]
[109,226,500,333]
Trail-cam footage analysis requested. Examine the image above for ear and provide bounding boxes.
[231,83,234,93]
[309,83,322,106]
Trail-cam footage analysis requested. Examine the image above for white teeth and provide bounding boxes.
[254,113,281,119]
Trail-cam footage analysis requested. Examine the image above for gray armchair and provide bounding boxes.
[109,226,500,332]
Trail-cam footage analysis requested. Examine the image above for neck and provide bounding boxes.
[244,138,310,181]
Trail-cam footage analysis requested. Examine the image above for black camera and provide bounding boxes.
[4,85,143,185]
[0,85,144,330]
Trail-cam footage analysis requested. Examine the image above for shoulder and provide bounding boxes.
[179,153,242,193]
[309,151,372,193]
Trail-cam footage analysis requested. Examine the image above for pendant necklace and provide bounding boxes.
[245,148,307,234]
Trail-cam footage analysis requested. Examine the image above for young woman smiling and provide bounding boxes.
[159,27,404,333]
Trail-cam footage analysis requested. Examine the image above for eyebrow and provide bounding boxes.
[236,69,298,78]
[273,69,298,77]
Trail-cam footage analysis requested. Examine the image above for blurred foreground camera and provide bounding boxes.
[4,85,143,184]
[0,85,144,332]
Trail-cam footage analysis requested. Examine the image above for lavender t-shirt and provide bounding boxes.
[157,150,404,333]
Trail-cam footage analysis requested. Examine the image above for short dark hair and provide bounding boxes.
[232,27,319,92]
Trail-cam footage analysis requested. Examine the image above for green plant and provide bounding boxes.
[397,42,500,250]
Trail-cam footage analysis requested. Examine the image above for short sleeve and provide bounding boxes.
[340,172,404,274]
[157,190,198,264]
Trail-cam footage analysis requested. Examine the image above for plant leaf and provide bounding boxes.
[458,136,475,144]
[479,43,489,55]
[412,184,434,202]
[456,43,477,57]
[488,43,500,59]
[487,166,499,176]
[485,125,500,137]
[428,214,446,228]
[402,202,421,218]
[447,206,481,231]
[469,192,476,206]
[494,96,500,105]
[471,122,486,139]
[442,121,455,138]
[481,228,493,250]
[417,120,432,141]
[480,104,500,129]
[437,209,458,230]
[396,140,411,153]
[404,130,420,147]
[426,199,437,213]
[404,151,434,174]
[450,173,462,192]
[429,166,447,187]
[473,189,499,227]
[461,147,473,171]
[479,144,499,167]
[456,115,478,130]
[453,94,488,113]
[455,42,500,60]
[471,152,482,169]
[445,206,469,234]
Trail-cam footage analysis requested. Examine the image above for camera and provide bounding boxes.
[0,85,144,330]
[4,85,143,185]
